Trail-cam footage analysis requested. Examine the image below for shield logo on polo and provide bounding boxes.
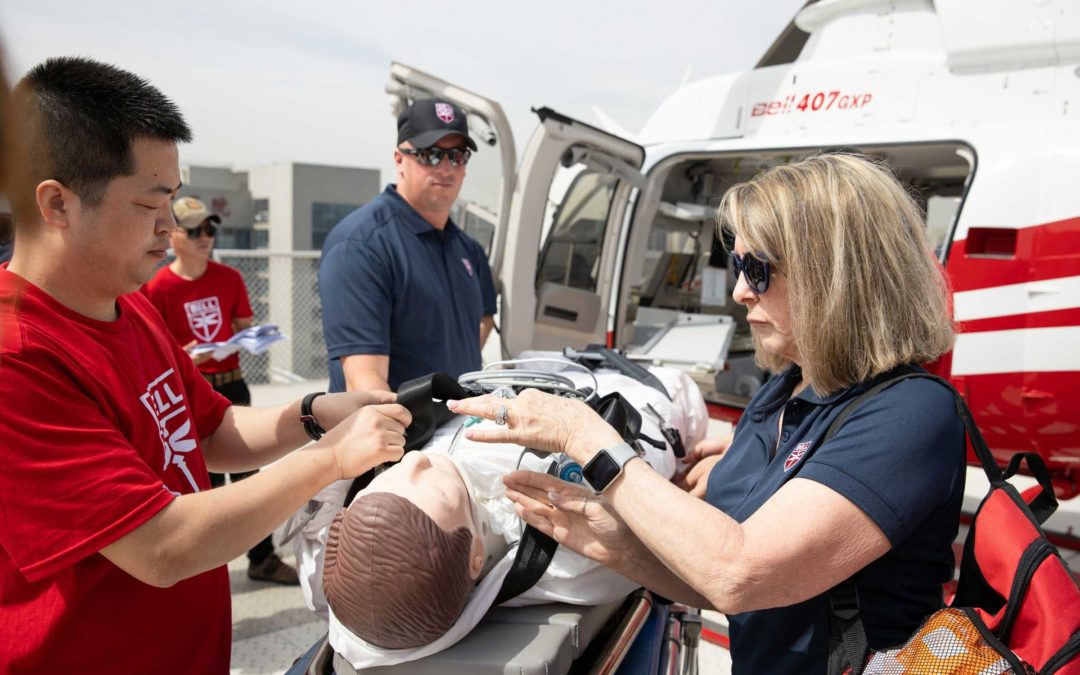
[184,296,222,342]
[435,102,455,124]
[461,258,474,276]
[784,441,812,472]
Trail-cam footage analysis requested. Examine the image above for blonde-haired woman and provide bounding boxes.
[449,154,966,673]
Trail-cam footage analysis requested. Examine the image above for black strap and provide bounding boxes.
[823,371,956,673]
[564,345,672,400]
[396,372,471,451]
[593,391,643,443]
[494,461,563,606]
[1004,452,1059,525]
[344,372,474,508]
[827,580,867,675]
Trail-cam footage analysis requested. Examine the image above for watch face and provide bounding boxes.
[583,451,621,492]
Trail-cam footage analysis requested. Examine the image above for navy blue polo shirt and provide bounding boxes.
[319,185,497,392]
[705,364,966,674]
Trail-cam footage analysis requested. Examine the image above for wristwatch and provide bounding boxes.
[581,442,640,493]
[300,392,327,441]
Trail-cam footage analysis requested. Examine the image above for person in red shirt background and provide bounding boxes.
[144,196,298,584]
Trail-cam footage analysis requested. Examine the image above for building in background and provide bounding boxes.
[180,161,380,251]
[179,165,255,249]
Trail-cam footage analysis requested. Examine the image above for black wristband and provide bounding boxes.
[300,392,327,441]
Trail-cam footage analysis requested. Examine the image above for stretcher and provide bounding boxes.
[300,590,701,675]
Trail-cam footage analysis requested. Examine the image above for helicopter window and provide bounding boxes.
[535,170,617,293]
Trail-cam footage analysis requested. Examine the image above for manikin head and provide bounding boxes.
[322,451,484,649]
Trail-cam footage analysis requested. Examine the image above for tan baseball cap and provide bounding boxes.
[172,197,221,230]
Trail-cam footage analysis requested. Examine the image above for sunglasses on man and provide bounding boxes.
[399,146,472,167]
[730,251,772,294]
[184,222,218,240]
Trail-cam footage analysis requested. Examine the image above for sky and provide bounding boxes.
[0,0,806,207]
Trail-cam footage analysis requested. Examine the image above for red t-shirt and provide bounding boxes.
[142,261,254,374]
[0,268,233,674]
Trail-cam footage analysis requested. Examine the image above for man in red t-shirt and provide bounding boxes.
[0,57,410,675]
[144,197,298,584]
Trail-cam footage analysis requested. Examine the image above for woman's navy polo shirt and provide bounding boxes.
[705,364,966,674]
[319,185,497,392]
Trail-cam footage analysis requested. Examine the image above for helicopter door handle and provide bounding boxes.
[543,306,579,322]
[1020,389,1054,403]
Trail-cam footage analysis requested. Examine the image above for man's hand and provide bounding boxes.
[313,390,397,430]
[319,403,412,480]
[182,339,212,366]
[502,470,636,568]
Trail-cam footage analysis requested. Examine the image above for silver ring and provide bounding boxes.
[495,405,508,426]
[580,498,588,516]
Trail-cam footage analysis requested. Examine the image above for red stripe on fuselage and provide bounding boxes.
[958,307,1080,334]
[947,215,1080,292]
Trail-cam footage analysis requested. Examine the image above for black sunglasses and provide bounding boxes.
[399,146,472,167]
[730,251,772,294]
[184,223,218,239]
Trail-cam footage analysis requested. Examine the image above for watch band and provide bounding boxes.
[300,392,327,441]
[581,441,640,493]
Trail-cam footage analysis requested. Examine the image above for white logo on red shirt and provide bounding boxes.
[462,258,474,276]
[140,369,201,494]
[435,102,455,123]
[784,441,813,472]
[184,296,222,342]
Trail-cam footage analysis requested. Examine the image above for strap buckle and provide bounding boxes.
[830,582,861,621]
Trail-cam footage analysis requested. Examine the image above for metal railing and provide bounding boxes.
[215,249,326,385]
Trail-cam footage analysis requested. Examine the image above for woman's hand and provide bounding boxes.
[319,403,411,480]
[448,389,622,463]
[502,470,636,568]
[312,389,397,430]
[677,454,724,498]
[686,431,734,466]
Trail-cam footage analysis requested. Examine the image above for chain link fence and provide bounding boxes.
[215,250,326,385]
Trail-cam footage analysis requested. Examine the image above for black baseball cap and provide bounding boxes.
[397,98,478,151]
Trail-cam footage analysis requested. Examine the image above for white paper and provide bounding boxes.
[700,266,728,306]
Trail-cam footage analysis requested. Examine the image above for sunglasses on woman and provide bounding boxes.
[184,223,217,239]
[730,251,772,294]
[399,146,472,167]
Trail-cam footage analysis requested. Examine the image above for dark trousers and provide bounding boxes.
[209,378,274,565]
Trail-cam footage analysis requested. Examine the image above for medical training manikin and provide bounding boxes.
[292,363,709,669]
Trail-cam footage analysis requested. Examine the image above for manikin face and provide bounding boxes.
[169,216,215,261]
[359,451,484,578]
[732,236,800,365]
[65,138,181,295]
[393,135,469,220]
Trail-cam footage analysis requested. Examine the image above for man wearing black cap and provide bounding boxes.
[318,99,497,394]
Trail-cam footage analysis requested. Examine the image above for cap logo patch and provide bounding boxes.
[784,441,812,472]
[461,258,474,276]
[435,102,455,124]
